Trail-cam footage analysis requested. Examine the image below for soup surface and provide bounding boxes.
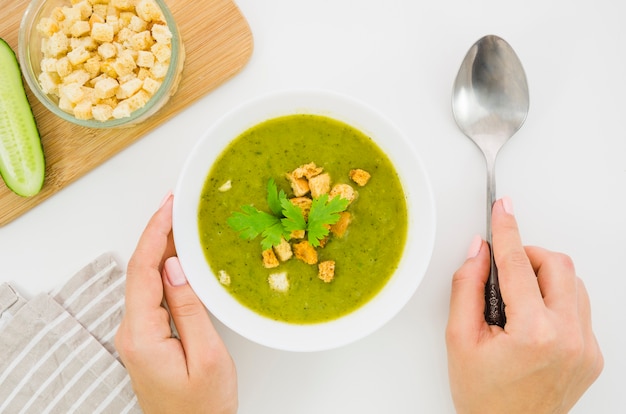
[197,114,408,323]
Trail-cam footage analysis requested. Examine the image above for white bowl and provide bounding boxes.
[173,90,436,352]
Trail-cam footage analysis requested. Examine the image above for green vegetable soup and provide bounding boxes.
[198,114,408,324]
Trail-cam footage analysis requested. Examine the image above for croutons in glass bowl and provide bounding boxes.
[18,0,185,128]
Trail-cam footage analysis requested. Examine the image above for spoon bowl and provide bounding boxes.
[452,35,529,327]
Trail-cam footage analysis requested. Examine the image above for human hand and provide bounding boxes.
[115,193,238,414]
[446,197,603,414]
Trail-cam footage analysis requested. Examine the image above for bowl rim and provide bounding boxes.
[172,89,436,352]
[17,0,182,128]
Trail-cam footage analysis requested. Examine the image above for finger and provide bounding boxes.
[125,193,174,317]
[491,197,543,315]
[446,235,491,345]
[524,246,578,314]
[575,278,604,383]
[162,256,226,374]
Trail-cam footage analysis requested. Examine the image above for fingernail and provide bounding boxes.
[159,191,173,208]
[164,257,187,287]
[501,196,514,215]
[466,234,483,259]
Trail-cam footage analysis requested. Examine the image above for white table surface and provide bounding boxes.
[2,0,625,412]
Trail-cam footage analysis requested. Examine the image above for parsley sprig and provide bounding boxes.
[227,178,350,249]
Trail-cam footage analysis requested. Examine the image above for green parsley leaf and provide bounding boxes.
[266,178,285,216]
[280,196,306,233]
[260,222,288,250]
[227,177,351,250]
[306,194,350,246]
[227,205,279,240]
[227,201,292,250]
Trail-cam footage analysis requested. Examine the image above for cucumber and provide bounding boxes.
[0,38,45,197]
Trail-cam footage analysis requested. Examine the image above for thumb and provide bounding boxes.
[162,257,223,369]
[446,235,491,344]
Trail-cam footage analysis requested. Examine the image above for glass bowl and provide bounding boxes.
[18,0,185,128]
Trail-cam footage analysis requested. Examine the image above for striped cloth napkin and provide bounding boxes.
[0,253,141,413]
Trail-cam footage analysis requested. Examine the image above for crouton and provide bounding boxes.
[136,0,165,22]
[89,13,105,27]
[150,62,169,79]
[84,56,102,77]
[111,0,135,12]
[330,183,357,204]
[292,162,323,179]
[36,18,59,37]
[70,35,98,52]
[116,27,134,44]
[62,69,91,85]
[67,46,90,65]
[290,197,312,220]
[91,22,114,42]
[262,249,279,268]
[73,100,93,120]
[268,272,289,292]
[70,20,91,37]
[309,172,330,198]
[330,211,351,238]
[73,1,93,20]
[128,15,148,32]
[131,30,155,51]
[142,76,161,95]
[151,42,171,62]
[273,237,293,262]
[136,50,155,68]
[290,230,305,239]
[217,180,232,192]
[94,76,119,98]
[97,42,117,59]
[112,101,132,118]
[92,104,113,121]
[350,169,371,186]
[293,241,318,265]
[58,95,75,113]
[59,82,85,104]
[55,57,73,77]
[116,77,143,99]
[105,15,120,34]
[47,31,69,57]
[218,270,231,286]
[285,173,309,197]
[113,50,137,76]
[151,24,172,44]
[318,261,335,283]
[124,90,151,111]
[38,72,60,94]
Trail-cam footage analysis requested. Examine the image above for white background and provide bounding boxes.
[2,0,625,412]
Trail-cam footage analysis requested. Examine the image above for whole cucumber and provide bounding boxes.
[0,38,45,197]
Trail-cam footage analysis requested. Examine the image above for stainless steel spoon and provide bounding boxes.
[452,35,529,327]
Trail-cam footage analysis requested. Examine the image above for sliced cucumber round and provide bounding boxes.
[0,38,45,197]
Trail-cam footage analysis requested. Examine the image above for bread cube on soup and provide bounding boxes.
[268,272,289,292]
[273,238,293,262]
[262,249,280,268]
[318,260,336,283]
[330,211,351,238]
[285,173,309,197]
[329,183,357,204]
[293,241,318,265]
[349,169,371,186]
[309,172,331,198]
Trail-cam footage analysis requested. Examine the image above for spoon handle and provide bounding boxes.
[485,161,506,327]
[485,242,505,326]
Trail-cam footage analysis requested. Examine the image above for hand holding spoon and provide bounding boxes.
[452,35,529,327]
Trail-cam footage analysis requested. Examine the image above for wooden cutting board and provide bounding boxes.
[0,0,253,226]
